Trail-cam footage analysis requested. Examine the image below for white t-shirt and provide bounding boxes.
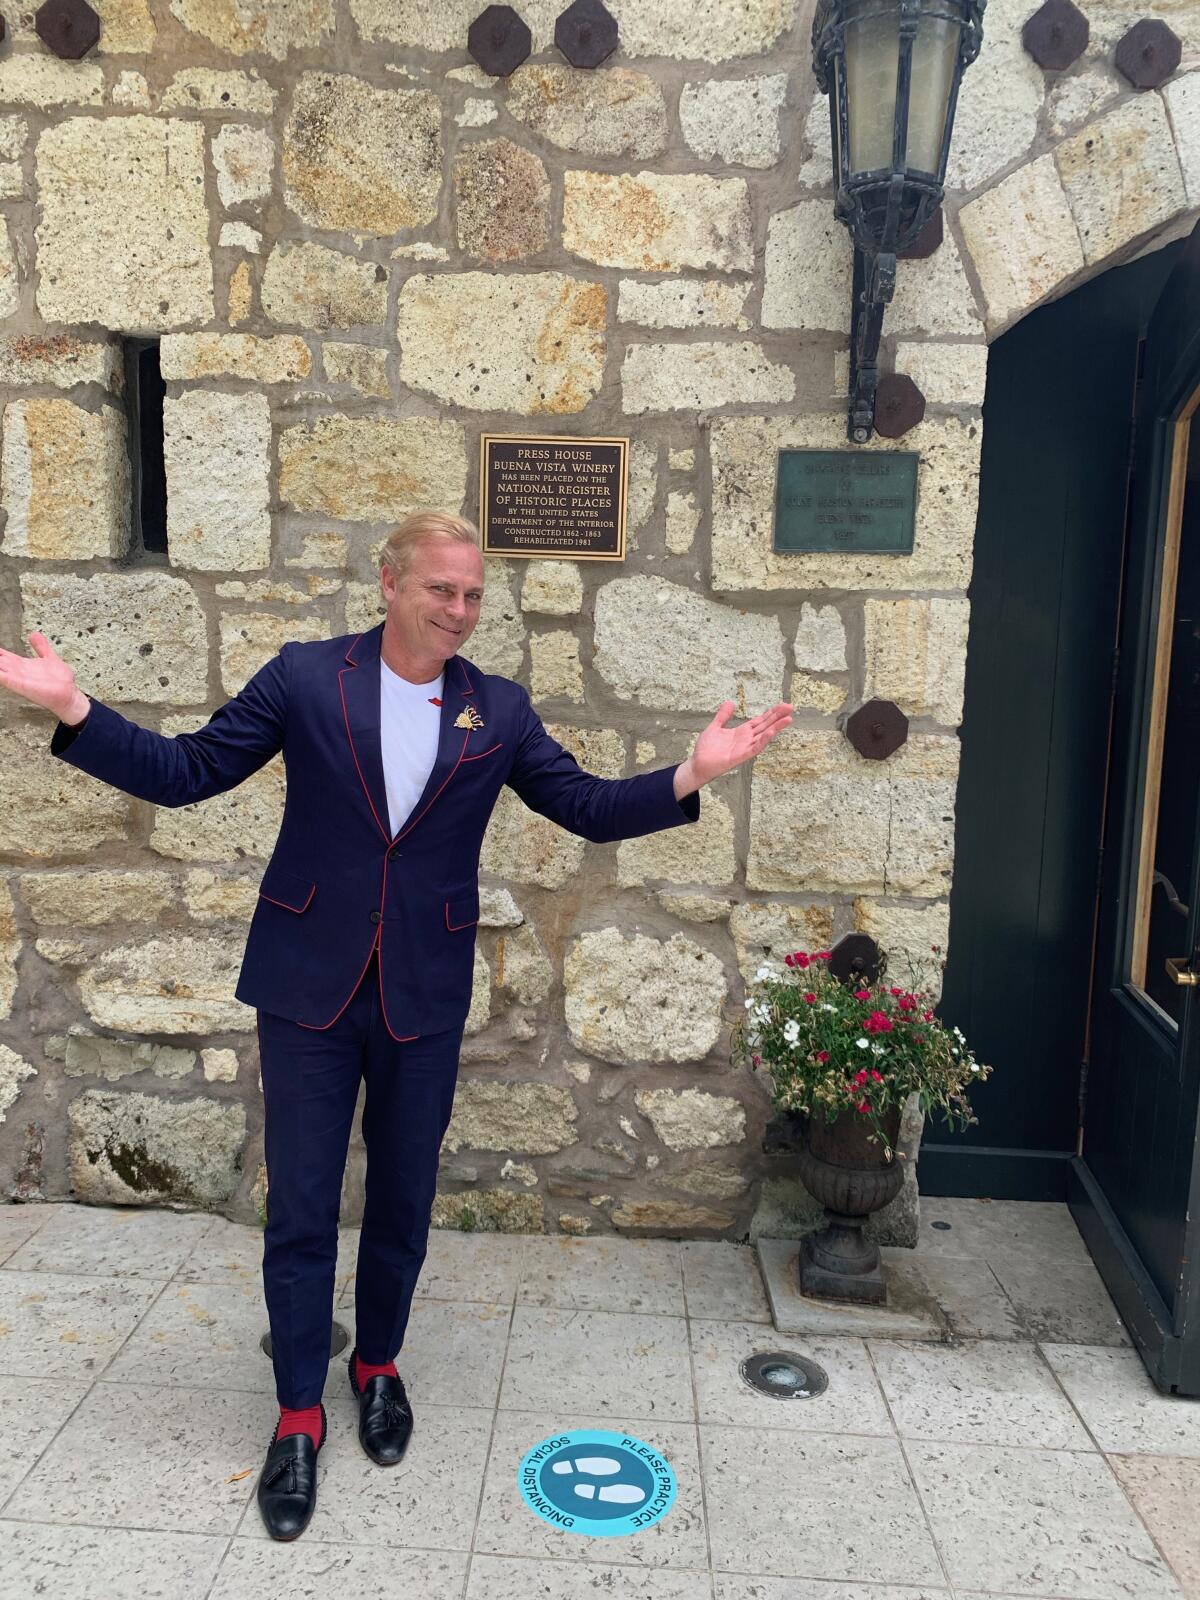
[380,659,444,837]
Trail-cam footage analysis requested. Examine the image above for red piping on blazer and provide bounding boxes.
[445,901,479,932]
[376,849,418,1041]
[259,884,316,915]
[459,741,502,763]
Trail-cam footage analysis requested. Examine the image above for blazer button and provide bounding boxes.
[369,910,382,923]
[387,847,400,861]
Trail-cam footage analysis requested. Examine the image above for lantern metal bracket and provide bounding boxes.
[849,244,896,443]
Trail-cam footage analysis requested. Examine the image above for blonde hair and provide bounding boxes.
[380,511,480,583]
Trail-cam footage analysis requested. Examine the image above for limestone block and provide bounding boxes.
[679,74,787,168]
[202,1049,239,1083]
[465,946,491,1036]
[669,449,694,471]
[762,201,850,331]
[797,94,833,187]
[944,43,1042,193]
[481,786,584,888]
[79,933,253,1035]
[494,924,554,1006]
[20,870,174,927]
[1,400,127,560]
[894,342,988,408]
[62,1031,195,1082]
[183,870,259,925]
[462,558,524,677]
[657,891,734,923]
[456,99,497,128]
[520,560,583,615]
[219,613,329,696]
[390,241,449,261]
[617,789,736,887]
[67,1089,246,1206]
[36,117,211,330]
[628,439,657,540]
[669,1165,750,1200]
[163,392,271,574]
[794,604,847,672]
[1164,73,1200,207]
[636,741,656,763]
[287,532,348,570]
[888,227,984,338]
[227,261,253,324]
[212,123,274,208]
[530,630,583,703]
[863,597,970,725]
[397,272,605,415]
[1047,68,1121,140]
[443,1081,577,1155]
[728,899,836,985]
[665,490,699,554]
[853,897,950,1000]
[505,65,667,157]
[746,730,959,896]
[0,334,117,389]
[261,241,387,329]
[500,1159,537,1185]
[710,413,982,592]
[160,334,310,384]
[344,582,386,635]
[279,416,468,522]
[430,1187,543,1232]
[619,336,790,412]
[218,223,262,252]
[163,69,276,114]
[322,342,390,396]
[169,0,334,57]
[545,724,626,778]
[619,279,748,330]
[216,577,340,603]
[0,1044,35,1122]
[564,928,727,1064]
[611,1200,734,1232]
[0,879,17,1020]
[150,713,284,862]
[0,56,102,108]
[454,137,549,263]
[593,573,785,713]
[788,672,847,714]
[1056,96,1185,268]
[0,724,130,857]
[634,1088,746,1151]
[283,73,439,234]
[959,155,1084,334]
[564,172,752,273]
[479,887,524,928]
[20,572,207,704]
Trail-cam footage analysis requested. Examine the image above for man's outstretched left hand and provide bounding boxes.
[673,700,794,800]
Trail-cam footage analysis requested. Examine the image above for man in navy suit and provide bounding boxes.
[0,509,793,1539]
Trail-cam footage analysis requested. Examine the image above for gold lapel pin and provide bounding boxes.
[454,705,485,730]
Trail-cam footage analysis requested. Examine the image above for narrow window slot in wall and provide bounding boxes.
[123,337,168,556]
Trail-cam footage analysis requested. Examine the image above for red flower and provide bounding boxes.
[854,1068,869,1085]
[863,1011,893,1034]
[912,1033,925,1043]
[853,988,870,1001]
[814,950,832,960]
[785,951,811,969]
[870,1069,883,1082]
[803,992,817,1004]
[898,995,917,1011]
[889,986,903,997]
[816,1050,829,1063]
[922,1010,934,1022]
[856,1100,871,1113]
[752,1054,761,1066]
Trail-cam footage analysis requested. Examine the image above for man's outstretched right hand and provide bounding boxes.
[0,632,90,726]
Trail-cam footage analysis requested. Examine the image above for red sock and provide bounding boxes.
[276,1403,323,1448]
[355,1352,398,1387]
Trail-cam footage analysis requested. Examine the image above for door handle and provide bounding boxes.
[1165,956,1199,987]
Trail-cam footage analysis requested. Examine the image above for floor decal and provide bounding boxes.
[517,1429,677,1537]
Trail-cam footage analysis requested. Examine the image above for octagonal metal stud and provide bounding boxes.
[468,3,532,77]
[845,698,908,761]
[897,207,943,261]
[828,932,883,988]
[873,372,925,439]
[1022,0,1089,70]
[555,0,618,67]
[1115,18,1181,89]
[35,0,100,58]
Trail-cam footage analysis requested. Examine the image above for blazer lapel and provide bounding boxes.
[339,624,479,845]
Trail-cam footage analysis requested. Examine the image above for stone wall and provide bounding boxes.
[0,0,1195,1237]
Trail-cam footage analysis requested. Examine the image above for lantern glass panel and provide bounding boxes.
[844,2,899,174]
[906,12,957,173]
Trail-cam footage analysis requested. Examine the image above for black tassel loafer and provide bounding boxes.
[256,1403,327,1541]
[348,1348,414,1466]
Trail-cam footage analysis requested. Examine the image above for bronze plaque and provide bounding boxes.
[773,448,918,554]
[480,433,628,560]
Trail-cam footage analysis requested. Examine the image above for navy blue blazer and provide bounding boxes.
[51,622,701,1038]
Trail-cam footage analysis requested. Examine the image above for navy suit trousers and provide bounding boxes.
[257,948,464,1408]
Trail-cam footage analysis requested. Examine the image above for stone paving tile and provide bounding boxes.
[0,1520,226,1600]
[918,1197,1092,1262]
[391,1297,510,1409]
[474,1408,708,1570]
[210,1535,468,1598]
[0,1374,93,1510]
[869,1338,1093,1449]
[5,1203,212,1280]
[690,1323,892,1435]
[345,1229,526,1307]
[681,1239,771,1323]
[987,1251,1132,1346]
[0,1269,162,1379]
[1041,1344,1200,1455]
[500,1305,694,1421]
[237,1397,492,1550]
[903,1253,1026,1340]
[514,1237,684,1316]
[715,1582,951,1600]
[702,1423,944,1585]
[5,1381,267,1536]
[179,1218,358,1301]
[103,1279,280,1393]
[0,1203,55,1266]
[1108,1453,1200,1597]
[468,1552,713,1597]
[908,1438,1183,1598]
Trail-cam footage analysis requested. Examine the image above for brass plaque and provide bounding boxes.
[773,448,918,554]
[480,433,628,561]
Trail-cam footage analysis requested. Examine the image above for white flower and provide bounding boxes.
[755,964,775,982]
[970,1063,980,1073]
[782,1019,800,1043]
[952,1026,965,1042]
[744,997,755,1009]
[821,1003,837,1012]
[856,1038,869,1049]
[870,1041,886,1055]
[755,1004,771,1024]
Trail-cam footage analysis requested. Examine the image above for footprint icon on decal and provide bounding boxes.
[551,1456,646,1505]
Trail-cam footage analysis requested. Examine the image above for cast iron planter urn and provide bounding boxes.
[796,1099,904,1303]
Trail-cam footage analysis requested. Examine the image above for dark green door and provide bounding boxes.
[1070,220,1200,1396]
